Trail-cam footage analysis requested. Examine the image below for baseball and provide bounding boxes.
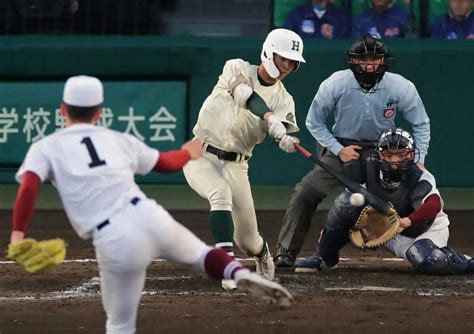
[350,193,365,207]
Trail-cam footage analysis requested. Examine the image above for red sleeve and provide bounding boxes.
[13,171,42,232]
[408,193,442,225]
[152,150,192,173]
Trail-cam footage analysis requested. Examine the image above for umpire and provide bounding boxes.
[274,34,431,267]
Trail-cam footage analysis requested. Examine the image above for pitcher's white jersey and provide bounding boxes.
[16,124,158,239]
[193,58,299,157]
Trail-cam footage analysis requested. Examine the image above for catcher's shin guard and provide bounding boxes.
[326,191,365,230]
[406,239,473,275]
[319,191,364,266]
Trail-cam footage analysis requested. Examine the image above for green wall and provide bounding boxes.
[0,36,473,186]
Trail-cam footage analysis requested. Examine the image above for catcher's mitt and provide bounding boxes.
[349,205,400,249]
[7,238,66,274]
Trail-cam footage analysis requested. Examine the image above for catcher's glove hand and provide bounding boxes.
[7,238,66,274]
[349,205,400,249]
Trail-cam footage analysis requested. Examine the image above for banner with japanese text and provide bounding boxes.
[0,80,187,183]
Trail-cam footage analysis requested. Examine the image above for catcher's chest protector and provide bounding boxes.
[365,159,422,217]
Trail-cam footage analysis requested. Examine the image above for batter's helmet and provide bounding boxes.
[261,29,306,79]
[347,34,394,92]
[376,128,417,188]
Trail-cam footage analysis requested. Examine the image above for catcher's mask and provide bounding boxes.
[347,34,394,92]
[261,28,306,79]
[375,128,417,189]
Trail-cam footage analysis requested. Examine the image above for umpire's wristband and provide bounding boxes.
[246,92,270,119]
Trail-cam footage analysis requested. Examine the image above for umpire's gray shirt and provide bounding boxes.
[306,69,430,163]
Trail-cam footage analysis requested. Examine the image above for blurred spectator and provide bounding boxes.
[430,0,474,39]
[283,0,350,39]
[352,0,409,38]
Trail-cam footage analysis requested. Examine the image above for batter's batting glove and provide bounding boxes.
[278,135,299,153]
[267,115,287,140]
[7,238,67,274]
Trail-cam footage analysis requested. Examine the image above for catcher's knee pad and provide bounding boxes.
[325,191,364,231]
[406,239,472,275]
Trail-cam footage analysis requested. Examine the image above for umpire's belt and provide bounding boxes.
[336,137,377,148]
[205,143,249,162]
[96,197,141,231]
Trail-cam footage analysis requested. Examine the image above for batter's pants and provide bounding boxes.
[183,150,264,256]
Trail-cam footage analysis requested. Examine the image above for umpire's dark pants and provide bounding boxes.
[276,140,375,257]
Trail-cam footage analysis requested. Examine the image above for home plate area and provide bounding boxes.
[0,209,473,332]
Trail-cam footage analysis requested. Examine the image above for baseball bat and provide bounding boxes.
[294,143,392,214]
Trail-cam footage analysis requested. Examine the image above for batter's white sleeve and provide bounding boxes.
[268,92,299,134]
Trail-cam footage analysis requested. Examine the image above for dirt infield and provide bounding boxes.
[1,209,473,333]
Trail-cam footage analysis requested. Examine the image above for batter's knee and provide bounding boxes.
[208,186,232,211]
[406,239,472,275]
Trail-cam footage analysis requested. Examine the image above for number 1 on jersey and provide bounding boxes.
[81,137,107,168]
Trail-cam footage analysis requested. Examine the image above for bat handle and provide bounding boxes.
[294,143,312,158]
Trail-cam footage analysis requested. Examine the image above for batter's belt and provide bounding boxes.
[205,143,249,162]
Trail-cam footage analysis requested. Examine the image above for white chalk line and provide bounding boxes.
[0,256,404,265]
[0,275,240,302]
[2,274,472,302]
[1,256,470,302]
[1,268,472,303]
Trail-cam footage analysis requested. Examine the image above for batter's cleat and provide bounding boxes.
[234,271,293,308]
[274,247,296,268]
[254,243,275,280]
[221,278,238,290]
[294,255,337,273]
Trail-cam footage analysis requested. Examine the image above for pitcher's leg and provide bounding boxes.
[94,211,153,334]
[100,268,146,334]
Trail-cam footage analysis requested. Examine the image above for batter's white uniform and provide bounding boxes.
[384,170,450,259]
[183,58,299,255]
[17,124,211,334]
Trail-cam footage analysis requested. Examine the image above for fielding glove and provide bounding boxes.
[8,238,66,274]
[349,205,400,249]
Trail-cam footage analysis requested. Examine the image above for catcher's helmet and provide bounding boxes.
[376,128,417,188]
[261,29,306,79]
[347,34,393,92]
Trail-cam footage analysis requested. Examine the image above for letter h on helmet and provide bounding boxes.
[261,29,306,79]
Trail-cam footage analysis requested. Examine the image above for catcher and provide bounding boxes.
[295,128,474,275]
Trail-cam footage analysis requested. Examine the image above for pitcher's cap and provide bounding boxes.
[63,75,103,107]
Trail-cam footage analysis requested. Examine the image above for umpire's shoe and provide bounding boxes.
[294,254,337,273]
[274,246,296,268]
[234,270,293,307]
